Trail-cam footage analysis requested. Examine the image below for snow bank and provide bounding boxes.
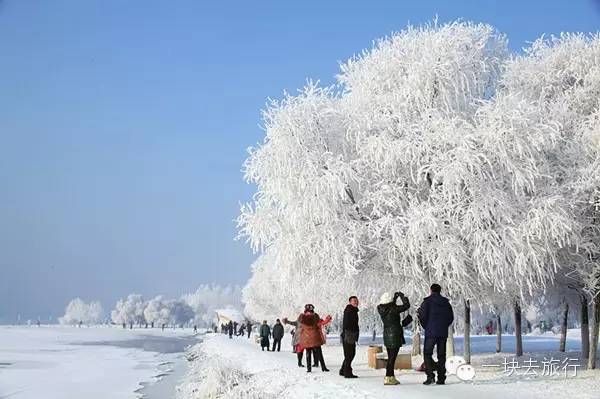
[178,333,600,399]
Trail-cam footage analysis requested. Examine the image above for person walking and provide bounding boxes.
[340,296,360,378]
[298,304,332,373]
[418,283,454,386]
[272,319,284,352]
[377,291,410,385]
[228,320,233,339]
[259,320,271,351]
[246,320,252,338]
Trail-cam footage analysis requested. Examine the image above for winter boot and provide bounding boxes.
[384,376,400,385]
[423,377,436,385]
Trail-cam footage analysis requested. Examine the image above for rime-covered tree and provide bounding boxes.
[111,294,146,327]
[499,33,600,365]
[144,296,171,327]
[181,284,243,326]
[59,298,103,326]
[239,21,576,363]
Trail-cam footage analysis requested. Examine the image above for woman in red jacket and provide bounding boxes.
[299,303,332,373]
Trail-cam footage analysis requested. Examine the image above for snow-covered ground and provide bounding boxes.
[0,325,200,399]
[178,330,600,399]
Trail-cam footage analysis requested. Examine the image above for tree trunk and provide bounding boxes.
[588,294,600,369]
[446,324,455,357]
[514,300,523,357]
[581,295,589,359]
[412,323,421,356]
[464,299,471,363]
[496,314,502,353]
[559,300,569,352]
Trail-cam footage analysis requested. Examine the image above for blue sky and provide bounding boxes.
[1,0,599,322]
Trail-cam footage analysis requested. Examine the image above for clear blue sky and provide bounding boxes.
[1,0,598,322]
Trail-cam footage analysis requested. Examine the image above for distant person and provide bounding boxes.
[298,304,331,373]
[213,324,218,333]
[162,323,166,331]
[193,325,198,333]
[122,322,126,329]
[129,322,133,330]
[260,320,271,351]
[418,283,454,386]
[272,319,284,352]
[228,321,234,339]
[246,321,252,338]
[233,321,238,335]
[377,291,410,385]
[151,321,155,328]
[239,324,246,336]
[340,296,360,378]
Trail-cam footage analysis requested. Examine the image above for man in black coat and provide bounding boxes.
[271,319,284,351]
[228,320,233,339]
[417,283,454,385]
[339,296,360,378]
[246,321,252,338]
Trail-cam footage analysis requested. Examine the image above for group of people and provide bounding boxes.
[220,320,253,339]
[252,283,454,386]
[258,319,285,352]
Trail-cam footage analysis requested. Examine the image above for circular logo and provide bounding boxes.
[445,355,466,375]
[456,364,476,381]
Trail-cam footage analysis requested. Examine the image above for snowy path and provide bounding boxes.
[178,333,600,399]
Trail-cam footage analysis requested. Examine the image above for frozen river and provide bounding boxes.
[0,326,200,399]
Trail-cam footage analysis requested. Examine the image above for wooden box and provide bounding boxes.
[367,345,383,368]
[374,353,412,370]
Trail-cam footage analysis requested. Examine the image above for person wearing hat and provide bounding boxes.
[298,304,332,373]
[377,291,410,385]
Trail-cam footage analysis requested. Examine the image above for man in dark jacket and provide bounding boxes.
[339,296,360,378]
[418,283,454,385]
[246,321,252,338]
[272,319,284,351]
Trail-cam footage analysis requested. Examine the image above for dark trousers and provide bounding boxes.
[386,347,399,377]
[261,337,270,350]
[297,351,304,366]
[272,338,282,352]
[424,336,447,381]
[306,346,326,371]
[340,342,356,376]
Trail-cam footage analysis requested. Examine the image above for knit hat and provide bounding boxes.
[379,292,393,304]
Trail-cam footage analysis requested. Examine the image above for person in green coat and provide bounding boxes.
[377,291,410,385]
[259,320,271,351]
